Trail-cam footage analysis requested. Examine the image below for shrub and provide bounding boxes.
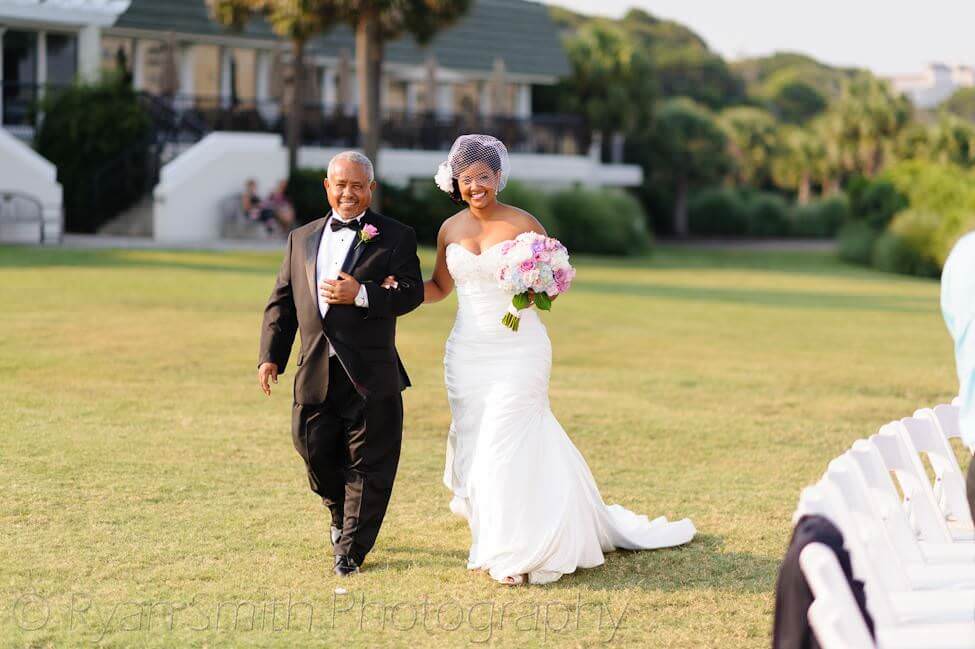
[286,168,329,224]
[550,186,651,256]
[687,187,749,236]
[837,221,879,266]
[745,192,791,237]
[791,195,850,238]
[872,231,939,277]
[878,209,943,277]
[499,181,559,238]
[389,182,456,245]
[35,77,152,233]
[851,178,908,230]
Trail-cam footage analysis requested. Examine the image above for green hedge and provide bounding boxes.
[687,187,844,238]
[287,171,650,256]
[746,192,791,237]
[837,221,880,266]
[792,195,850,238]
[549,186,652,256]
[35,77,152,233]
[687,187,749,236]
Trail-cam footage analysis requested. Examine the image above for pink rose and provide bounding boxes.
[519,259,535,272]
[361,224,379,241]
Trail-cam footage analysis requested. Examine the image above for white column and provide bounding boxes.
[176,44,195,109]
[0,28,6,124]
[478,80,491,117]
[321,66,336,112]
[132,38,145,90]
[516,83,531,118]
[255,50,278,122]
[256,50,271,103]
[436,82,453,118]
[37,31,48,102]
[77,24,101,83]
[219,46,233,108]
[405,81,419,116]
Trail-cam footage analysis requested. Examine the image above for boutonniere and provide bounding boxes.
[356,223,379,248]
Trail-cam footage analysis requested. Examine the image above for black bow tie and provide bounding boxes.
[330,217,363,232]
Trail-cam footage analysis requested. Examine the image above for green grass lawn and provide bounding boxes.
[0,243,962,648]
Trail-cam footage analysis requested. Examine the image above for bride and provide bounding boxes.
[406,134,695,585]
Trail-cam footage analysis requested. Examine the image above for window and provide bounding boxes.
[46,32,78,88]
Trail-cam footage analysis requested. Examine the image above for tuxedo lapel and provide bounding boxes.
[305,215,328,305]
[340,209,379,275]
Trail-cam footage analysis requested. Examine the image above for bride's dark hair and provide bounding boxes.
[449,138,503,204]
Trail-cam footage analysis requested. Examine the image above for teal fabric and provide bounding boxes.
[942,232,975,447]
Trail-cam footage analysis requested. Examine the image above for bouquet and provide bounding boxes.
[496,232,576,331]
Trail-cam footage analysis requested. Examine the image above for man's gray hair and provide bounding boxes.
[327,151,375,182]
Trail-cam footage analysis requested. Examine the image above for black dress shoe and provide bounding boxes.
[334,554,359,577]
[330,526,341,545]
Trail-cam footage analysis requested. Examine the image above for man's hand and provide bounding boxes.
[258,362,279,396]
[320,272,361,304]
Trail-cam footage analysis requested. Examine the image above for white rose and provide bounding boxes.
[434,162,454,193]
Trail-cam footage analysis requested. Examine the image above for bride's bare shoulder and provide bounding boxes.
[499,204,547,237]
[438,209,471,246]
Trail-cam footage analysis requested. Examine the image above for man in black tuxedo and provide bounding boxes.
[257,151,424,577]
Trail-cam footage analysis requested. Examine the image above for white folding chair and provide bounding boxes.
[926,403,975,455]
[847,440,975,564]
[872,428,967,544]
[800,542,975,649]
[899,415,973,530]
[801,542,879,648]
[823,459,975,593]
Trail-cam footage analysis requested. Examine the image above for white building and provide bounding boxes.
[889,63,975,109]
[0,0,643,242]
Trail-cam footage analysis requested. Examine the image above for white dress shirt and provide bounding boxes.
[317,211,370,355]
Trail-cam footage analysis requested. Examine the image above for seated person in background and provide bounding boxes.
[941,230,975,519]
[241,178,282,236]
[242,179,263,220]
[264,179,296,232]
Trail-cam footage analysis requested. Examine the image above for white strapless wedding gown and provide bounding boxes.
[442,241,696,585]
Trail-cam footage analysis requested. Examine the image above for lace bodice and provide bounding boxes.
[445,241,509,290]
[445,240,541,338]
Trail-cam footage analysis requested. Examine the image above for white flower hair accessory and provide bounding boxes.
[434,161,454,194]
[434,134,511,196]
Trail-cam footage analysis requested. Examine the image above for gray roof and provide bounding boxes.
[114,0,570,80]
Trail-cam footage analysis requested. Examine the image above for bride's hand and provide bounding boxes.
[381,275,398,289]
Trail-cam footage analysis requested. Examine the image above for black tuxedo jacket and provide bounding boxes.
[258,208,424,403]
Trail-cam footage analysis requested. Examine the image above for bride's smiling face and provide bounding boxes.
[457,161,500,209]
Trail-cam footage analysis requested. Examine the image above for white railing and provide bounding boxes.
[0,127,63,244]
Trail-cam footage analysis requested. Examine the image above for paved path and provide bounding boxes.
[660,238,836,252]
[35,235,836,255]
[58,234,285,252]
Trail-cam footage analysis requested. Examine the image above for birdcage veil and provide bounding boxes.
[434,134,510,196]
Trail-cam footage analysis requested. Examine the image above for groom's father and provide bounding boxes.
[257,151,424,577]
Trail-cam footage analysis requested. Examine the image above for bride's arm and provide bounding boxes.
[424,224,454,304]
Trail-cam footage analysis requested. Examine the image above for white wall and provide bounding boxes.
[151,138,641,242]
[153,132,286,242]
[0,127,63,243]
[298,147,643,188]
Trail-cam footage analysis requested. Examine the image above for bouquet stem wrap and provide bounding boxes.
[501,297,529,331]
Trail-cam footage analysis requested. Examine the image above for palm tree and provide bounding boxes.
[209,0,341,173]
[646,97,730,236]
[335,0,473,177]
[719,106,778,188]
[771,125,818,204]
